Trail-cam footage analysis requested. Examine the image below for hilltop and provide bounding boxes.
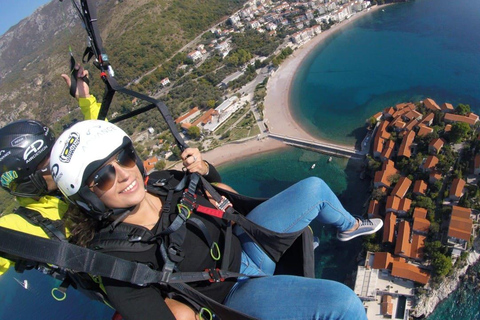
[0,0,245,128]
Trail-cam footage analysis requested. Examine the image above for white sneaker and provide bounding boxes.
[337,217,383,242]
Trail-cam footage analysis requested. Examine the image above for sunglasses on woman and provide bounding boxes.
[88,146,137,193]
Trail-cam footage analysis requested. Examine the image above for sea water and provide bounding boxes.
[290,0,480,146]
[286,0,480,318]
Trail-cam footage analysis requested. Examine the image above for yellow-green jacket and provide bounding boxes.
[0,95,101,276]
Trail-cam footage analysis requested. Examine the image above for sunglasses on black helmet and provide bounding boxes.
[88,146,137,193]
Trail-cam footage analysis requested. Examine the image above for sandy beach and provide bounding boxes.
[202,6,383,167]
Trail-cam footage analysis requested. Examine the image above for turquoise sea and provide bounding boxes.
[1,0,480,318]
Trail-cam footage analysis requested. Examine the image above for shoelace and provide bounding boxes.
[358,218,373,227]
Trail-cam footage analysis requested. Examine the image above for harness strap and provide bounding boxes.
[14,207,67,241]
[68,51,90,98]
[0,226,253,286]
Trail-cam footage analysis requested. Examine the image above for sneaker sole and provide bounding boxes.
[337,220,383,242]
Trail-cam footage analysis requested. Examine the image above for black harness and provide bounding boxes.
[86,171,315,319]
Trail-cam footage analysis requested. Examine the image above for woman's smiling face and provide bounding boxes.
[88,148,146,209]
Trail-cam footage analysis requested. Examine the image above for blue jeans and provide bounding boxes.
[224,177,366,320]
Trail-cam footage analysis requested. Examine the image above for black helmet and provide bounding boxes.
[0,120,55,197]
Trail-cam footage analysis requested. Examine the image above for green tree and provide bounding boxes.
[371,188,386,201]
[456,103,471,115]
[187,126,201,139]
[431,252,452,277]
[154,160,166,171]
[414,196,436,212]
[449,122,471,142]
[367,116,377,129]
[424,240,443,258]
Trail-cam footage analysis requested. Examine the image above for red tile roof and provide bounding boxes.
[421,155,439,171]
[413,180,428,195]
[399,198,412,213]
[395,221,411,256]
[374,161,399,188]
[422,112,435,125]
[410,234,426,260]
[429,138,445,154]
[429,170,442,183]
[381,295,393,316]
[384,107,396,118]
[444,113,478,126]
[412,207,428,219]
[413,217,431,234]
[404,110,423,121]
[398,131,416,158]
[381,139,395,161]
[451,205,471,219]
[423,98,441,111]
[193,109,217,126]
[372,111,383,121]
[417,124,433,137]
[391,176,412,199]
[441,102,454,112]
[143,156,159,173]
[449,178,466,199]
[448,206,472,242]
[386,195,401,212]
[383,212,397,243]
[391,261,430,285]
[395,102,410,110]
[175,107,199,124]
[405,119,419,132]
[372,252,405,270]
[368,200,381,218]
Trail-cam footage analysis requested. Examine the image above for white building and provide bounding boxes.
[187,50,203,62]
[203,96,241,132]
[160,77,170,87]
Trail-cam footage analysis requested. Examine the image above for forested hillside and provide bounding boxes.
[0,0,245,129]
[0,0,247,213]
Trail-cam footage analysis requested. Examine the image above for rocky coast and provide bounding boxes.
[412,238,480,318]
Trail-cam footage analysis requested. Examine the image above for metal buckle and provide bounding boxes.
[206,268,225,283]
[181,190,197,207]
[216,196,232,212]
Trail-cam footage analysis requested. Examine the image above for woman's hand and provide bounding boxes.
[181,148,209,175]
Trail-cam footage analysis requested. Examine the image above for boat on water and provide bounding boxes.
[311,163,316,169]
[328,157,332,163]
[14,278,28,290]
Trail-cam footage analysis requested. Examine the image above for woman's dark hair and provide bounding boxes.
[65,205,101,247]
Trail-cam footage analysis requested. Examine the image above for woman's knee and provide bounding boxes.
[331,282,366,320]
[297,176,326,192]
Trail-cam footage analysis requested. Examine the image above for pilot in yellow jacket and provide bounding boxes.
[0,69,101,276]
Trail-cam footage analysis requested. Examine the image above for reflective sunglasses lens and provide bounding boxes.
[93,164,116,191]
[117,148,136,168]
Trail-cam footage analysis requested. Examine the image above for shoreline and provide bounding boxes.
[264,5,383,148]
[202,6,383,167]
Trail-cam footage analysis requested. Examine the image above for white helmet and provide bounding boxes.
[50,120,144,220]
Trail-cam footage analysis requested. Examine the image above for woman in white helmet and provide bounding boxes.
[51,120,380,320]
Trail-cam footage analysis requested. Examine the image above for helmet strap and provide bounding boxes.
[29,171,49,195]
